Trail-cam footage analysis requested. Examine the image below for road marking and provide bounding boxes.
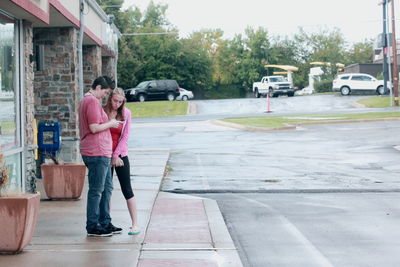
[142,247,236,251]
[234,194,335,267]
[26,249,132,252]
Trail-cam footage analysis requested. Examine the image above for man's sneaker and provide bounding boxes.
[87,227,112,237]
[105,223,123,234]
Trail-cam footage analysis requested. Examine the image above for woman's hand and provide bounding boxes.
[111,157,124,167]
[109,119,122,128]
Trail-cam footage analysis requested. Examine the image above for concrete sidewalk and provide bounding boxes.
[0,149,243,267]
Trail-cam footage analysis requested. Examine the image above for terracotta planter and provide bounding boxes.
[41,163,86,199]
[0,194,40,253]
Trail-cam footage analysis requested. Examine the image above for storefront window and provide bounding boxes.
[4,153,22,193]
[0,12,22,192]
[0,16,17,150]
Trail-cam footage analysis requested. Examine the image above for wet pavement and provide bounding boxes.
[0,149,243,267]
[131,119,400,193]
[203,192,400,267]
[128,95,400,266]
[193,94,372,116]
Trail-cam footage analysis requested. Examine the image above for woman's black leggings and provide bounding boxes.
[111,156,134,200]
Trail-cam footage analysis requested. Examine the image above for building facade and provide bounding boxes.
[0,0,120,194]
[343,39,400,77]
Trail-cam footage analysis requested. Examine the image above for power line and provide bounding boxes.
[103,5,121,8]
[121,32,179,36]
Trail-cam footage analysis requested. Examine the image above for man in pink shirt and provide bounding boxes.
[79,76,123,237]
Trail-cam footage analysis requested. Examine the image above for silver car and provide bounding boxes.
[175,88,194,101]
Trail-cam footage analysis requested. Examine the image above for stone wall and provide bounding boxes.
[23,21,36,193]
[102,56,116,85]
[83,45,102,92]
[33,27,80,162]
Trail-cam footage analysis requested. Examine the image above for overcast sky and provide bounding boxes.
[122,0,396,44]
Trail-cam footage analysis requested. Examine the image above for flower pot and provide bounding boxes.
[0,193,40,253]
[41,163,86,199]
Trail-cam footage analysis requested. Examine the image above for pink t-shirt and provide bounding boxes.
[79,94,112,157]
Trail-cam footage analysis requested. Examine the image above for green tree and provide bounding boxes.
[141,1,171,28]
[188,29,236,98]
[288,27,348,88]
[269,36,298,65]
[97,1,375,99]
[301,28,346,78]
[113,2,213,96]
[229,27,272,91]
[345,40,374,65]
[178,38,212,97]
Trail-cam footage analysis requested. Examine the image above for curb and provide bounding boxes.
[187,102,197,115]
[203,198,244,266]
[164,188,400,194]
[210,119,296,132]
[351,101,366,108]
[211,117,400,132]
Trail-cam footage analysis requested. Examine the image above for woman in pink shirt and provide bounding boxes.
[104,88,140,235]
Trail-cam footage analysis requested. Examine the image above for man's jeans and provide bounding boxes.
[82,156,113,232]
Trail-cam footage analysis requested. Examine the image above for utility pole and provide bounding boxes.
[386,1,393,104]
[391,0,399,106]
[382,0,389,94]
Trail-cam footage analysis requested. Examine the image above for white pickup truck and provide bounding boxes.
[252,76,295,98]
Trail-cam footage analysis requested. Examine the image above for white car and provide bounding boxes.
[332,73,390,95]
[176,88,194,101]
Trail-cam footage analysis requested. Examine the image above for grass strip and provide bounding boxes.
[222,111,400,128]
[125,101,188,118]
[357,96,391,108]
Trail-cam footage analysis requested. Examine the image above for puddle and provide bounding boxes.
[263,179,281,183]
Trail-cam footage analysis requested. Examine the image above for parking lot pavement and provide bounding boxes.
[204,192,400,267]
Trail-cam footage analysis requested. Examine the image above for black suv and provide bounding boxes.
[124,80,180,102]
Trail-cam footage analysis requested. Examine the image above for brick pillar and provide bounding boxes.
[33,27,80,162]
[83,45,102,92]
[23,21,36,193]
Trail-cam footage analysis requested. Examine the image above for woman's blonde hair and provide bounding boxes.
[104,87,126,121]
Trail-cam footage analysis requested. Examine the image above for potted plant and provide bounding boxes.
[0,151,40,254]
[40,153,86,200]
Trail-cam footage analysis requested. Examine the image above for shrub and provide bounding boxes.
[204,84,246,99]
[314,79,333,93]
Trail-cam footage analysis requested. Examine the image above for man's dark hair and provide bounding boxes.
[102,76,115,89]
[91,76,115,89]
